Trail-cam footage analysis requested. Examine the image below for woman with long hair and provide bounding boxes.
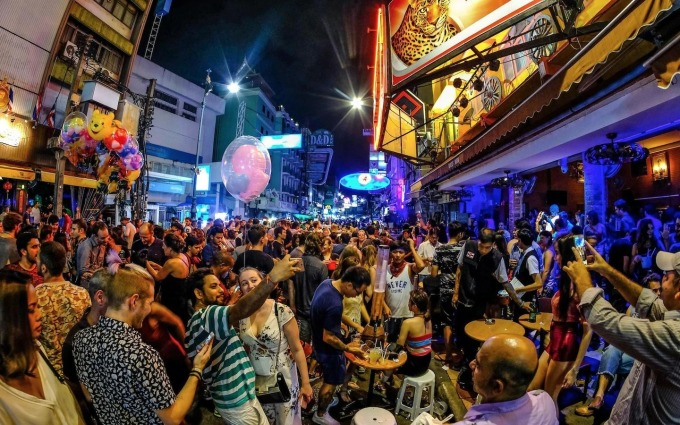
[379,289,433,389]
[237,267,313,425]
[631,218,661,281]
[146,233,191,324]
[360,244,377,308]
[529,235,592,414]
[0,270,84,424]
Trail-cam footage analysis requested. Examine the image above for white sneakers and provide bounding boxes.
[312,412,341,425]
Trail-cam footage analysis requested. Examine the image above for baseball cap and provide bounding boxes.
[656,251,680,273]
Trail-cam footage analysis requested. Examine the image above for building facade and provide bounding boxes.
[0,0,154,218]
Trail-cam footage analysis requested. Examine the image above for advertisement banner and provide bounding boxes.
[388,0,545,88]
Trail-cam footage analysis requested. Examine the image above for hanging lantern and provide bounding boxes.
[3,181,12,192]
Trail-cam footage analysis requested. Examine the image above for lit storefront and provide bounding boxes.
[372,0,680,225]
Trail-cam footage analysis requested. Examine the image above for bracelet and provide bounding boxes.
[189,371,202,380]
[191,367,203,376]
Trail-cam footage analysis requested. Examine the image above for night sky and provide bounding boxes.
[144,0,380,181]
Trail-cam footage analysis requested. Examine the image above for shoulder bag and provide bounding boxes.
[255,302,291,404]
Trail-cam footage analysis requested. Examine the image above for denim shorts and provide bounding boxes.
[315,351,346,386]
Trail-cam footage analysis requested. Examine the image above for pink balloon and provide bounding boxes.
[232,144,266,173]
[240,169,269,201]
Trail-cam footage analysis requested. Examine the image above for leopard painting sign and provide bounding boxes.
[388,0,544,88]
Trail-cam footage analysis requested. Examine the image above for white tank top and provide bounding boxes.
[385,263,414,318]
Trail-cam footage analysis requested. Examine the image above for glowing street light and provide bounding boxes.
[351,97,363,109]
[227,81,240,93]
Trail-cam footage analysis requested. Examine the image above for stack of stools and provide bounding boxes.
[395,369,436,419]
[351,407,397,425]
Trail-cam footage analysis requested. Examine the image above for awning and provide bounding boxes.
[417,0,674,187]
[644,30,680,88]
[0,164,98,188]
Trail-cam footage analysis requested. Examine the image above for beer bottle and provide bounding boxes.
[528,302,537,323]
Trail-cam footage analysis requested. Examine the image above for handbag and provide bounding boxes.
[255,302,291,404]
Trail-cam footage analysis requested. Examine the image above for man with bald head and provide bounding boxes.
[454,334,557,425]
[131,222,165,266]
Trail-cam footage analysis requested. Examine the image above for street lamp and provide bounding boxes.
[351,97,363,109]
[227,81,240,93]
[191,69,213,219]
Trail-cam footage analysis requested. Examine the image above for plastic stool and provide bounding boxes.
[395,369,436,419]
[351,407,397,425]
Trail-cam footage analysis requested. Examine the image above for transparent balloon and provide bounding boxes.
[221,136,271,203]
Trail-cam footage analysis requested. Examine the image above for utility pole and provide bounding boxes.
[134,79,156,221]
[191,69,213,219]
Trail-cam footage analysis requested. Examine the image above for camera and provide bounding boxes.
[131,248,149,267]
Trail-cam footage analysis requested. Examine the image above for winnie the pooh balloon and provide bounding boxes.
[87,110,119,141]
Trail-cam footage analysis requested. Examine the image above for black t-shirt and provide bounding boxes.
[608,238,632,273]
[234,250,275,275]
[131,237,165,266]
[271,241,286,260]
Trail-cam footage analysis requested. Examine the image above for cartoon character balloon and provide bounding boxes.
[221,136,271,203]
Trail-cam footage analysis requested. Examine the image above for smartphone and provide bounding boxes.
[197,332,214,351]
[574,235,586,264]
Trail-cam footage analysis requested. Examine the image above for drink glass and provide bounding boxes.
[369,348,381,364]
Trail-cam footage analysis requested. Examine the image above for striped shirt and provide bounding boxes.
[579,287,680,425]
[406,333,432,356]
[186,305,256,410]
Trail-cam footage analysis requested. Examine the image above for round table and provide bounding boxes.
[464,319,525,342]
[519,313,552,355]
[518,313,552,333]
[345,343,407,406]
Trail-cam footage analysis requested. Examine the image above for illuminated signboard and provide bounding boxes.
[339,173,391,191]
[195,165,210,191]
[388,0,544,89]
[260,134,302,150]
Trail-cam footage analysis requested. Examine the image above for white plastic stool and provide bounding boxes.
[351,407,397,425]
[394,369,436,419]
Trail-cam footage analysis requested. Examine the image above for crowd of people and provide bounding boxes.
[0,199,678,424]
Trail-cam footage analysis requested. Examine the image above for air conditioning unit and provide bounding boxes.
[63,41,79,62]
[99,67,113,79]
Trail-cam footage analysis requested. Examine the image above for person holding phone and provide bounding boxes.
[185,256,302,425]
[237,267,313,424]
[528,236,592,415]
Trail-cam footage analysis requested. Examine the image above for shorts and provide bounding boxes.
[216,398,268,425]
[546,321,581,362]
[297,316,312,344]
[315,351,347,386]
[440,296,456,327]
[384,317,406,343]
[397,352,431,377]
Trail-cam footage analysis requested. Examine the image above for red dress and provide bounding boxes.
[546,290,583,362]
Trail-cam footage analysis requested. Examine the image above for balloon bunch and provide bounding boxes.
[59,110,143,193]
[221,136,271,203]
[59,112,98,173]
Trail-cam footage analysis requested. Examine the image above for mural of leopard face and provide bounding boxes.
[391,0,459,66]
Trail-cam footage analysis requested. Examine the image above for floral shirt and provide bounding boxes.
[74,316,175,424]
[36,281,90,376]
[432,242,465,296]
